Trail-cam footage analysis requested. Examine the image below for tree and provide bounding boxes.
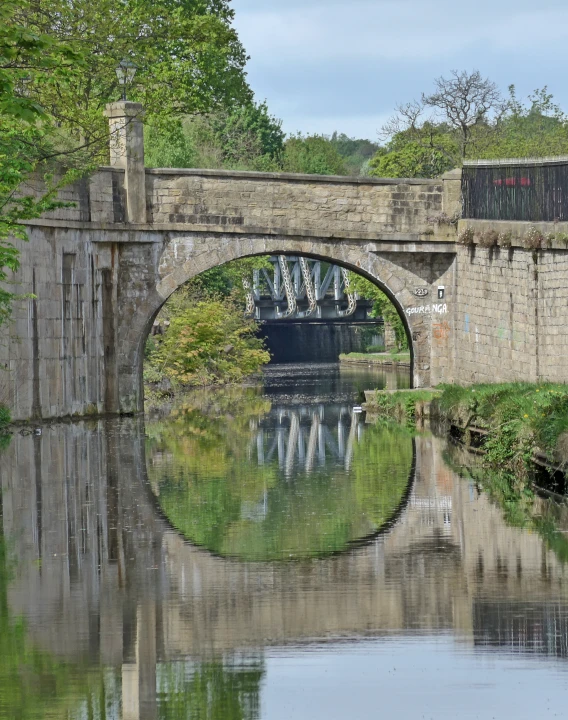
[347,273,408,350]
[145,101,284,171]
[480,86,568,159]
[368,134,453,179]
[22,0,251,146]
[1,0,252,330]
[330,132,379,175]
[282,134,347,175]
[147,293,270,387]
[382,70,506,168]
[0,1,87,329]
[371,76,568,179]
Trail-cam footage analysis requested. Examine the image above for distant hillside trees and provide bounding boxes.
[369,71,568,179]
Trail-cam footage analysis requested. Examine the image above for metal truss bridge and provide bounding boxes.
[244,256,372,321]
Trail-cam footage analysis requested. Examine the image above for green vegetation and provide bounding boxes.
[157,658,264,720]
[340,352,411,367]
[329,132,379,175]
[437,382,568,478]
[370,72,568,179]
[365,389,439,426]
[281,133,348,175]
[0,1,90,327]
[146,387,413,561]
[346,273,409,350]
[144,269,270,395]
[0,404,10,429]
[443,445,568,565]
[20,0,250,144]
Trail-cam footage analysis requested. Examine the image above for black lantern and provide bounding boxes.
[115,59,137,101]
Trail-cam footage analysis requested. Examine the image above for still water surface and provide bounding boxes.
[0,363,567,719]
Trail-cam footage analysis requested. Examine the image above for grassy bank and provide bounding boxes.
[340,351,411,366]
[437,382,568,477]
[364,389,439,426]
[366,382,568,480]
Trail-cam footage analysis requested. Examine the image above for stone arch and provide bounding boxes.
[117,233,441,413]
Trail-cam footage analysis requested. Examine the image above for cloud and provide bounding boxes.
[236,1,568,64]
[231,0,568,138]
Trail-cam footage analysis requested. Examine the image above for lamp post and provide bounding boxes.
[115,59,137,101]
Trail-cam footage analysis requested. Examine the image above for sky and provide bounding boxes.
[231,0,568,141]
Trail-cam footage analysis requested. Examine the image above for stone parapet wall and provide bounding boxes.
[145,168,447,239]
[20,168,125,224]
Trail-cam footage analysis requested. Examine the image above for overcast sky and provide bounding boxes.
[231,0,568,141]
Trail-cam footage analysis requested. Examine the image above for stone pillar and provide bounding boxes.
[441,168,462,219]
[104,101,147,223]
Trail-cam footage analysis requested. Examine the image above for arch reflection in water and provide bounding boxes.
[145,388,414,561]
[2,418,568,718]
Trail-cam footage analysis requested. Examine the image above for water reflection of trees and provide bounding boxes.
[146,388,414,561]
[157,655,264,720]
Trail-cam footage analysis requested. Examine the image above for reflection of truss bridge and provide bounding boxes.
[245,256,372,321]
[250,405,364,477]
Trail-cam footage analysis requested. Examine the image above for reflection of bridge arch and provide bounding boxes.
[148,403,417,562]
[2,421,568,717]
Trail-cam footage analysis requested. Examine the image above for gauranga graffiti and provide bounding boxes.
[405,303,448,317]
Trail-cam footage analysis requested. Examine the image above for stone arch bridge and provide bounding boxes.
[2,101,568,421]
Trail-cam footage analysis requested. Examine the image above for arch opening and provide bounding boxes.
[136,241,417,408]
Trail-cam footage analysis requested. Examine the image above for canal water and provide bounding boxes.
[0,363,567,719]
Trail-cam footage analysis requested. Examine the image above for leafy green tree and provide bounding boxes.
[479,86,568,159]
[22,0,251,145]
[147,292,270,387]
[146,101,284,171]
[382,70,505,168]
[368,138,453,179]
[330,132,379,175]
[209,101,285,167]
[347,273,409,350]
[0,1,88,328]
[282,134,347,175]
[371,77,568,178]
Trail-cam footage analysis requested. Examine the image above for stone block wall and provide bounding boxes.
[23,168,124,224]
[0,227,119,420]
[145,170,445,238]
[452,245,568,384]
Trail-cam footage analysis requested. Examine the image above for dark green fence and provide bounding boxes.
[462,159,568,221]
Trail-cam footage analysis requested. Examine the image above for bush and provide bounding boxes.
[498,230,513,248]
[524,226,544,250]
[366,344,385,353]
[146,295,270,388]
